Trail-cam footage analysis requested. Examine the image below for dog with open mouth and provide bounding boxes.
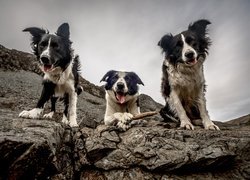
[158,19,220,130]
[100,70,144,130]
[19,23,82,127]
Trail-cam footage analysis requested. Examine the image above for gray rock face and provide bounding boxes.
[0,45,250,179]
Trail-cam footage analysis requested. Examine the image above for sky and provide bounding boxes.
[0,0,249,121]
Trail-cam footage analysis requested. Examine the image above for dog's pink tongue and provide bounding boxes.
[44,65,52,72]
[116,94,126,104]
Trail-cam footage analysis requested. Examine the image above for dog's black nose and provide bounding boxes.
[185,51,195,59]
[40,56,50,64]
[117,82,125,90]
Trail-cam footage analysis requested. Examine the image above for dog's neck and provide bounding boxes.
[43,62,73,84]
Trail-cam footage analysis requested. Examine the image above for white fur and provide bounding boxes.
[19,108,43,119]
[181,34,197,62]
[44,62,73,85]
[113,72,128,92]
[68,92,78,127]
[104,90,140,131]
[163,56,219,130]
[40,38,51,61]
[19,62,79,127]
[43,111,54,119]
[44,62,78,127]
[62,114,69,125]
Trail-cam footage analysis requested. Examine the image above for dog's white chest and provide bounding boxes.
[54,79,74,97]
[44,63,75,97]
[167,63,205,98]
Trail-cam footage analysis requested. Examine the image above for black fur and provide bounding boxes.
[100,70,144,96]
[158,19,211,123]
[23,23,82,119]
[100,70,119,90]
[124,72,144,95]
[158,19,211,67]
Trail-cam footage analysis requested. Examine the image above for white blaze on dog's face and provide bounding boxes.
[113,72,128,104]
[100,70,144,104]
[181,34,198,65]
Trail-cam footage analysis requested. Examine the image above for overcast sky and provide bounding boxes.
[0,0,249,121]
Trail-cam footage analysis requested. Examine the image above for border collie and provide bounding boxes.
[100,70,144,130]
[158,19,220,130]
[19,23,82,127]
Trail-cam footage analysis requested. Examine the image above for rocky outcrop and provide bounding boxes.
[0,45,249,179]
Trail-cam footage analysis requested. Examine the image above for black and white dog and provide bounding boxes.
[158,19,220,130]
[100,70,144,130]
[19,23,82,127]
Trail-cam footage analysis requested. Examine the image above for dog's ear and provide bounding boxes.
[130,72,144,86]
[56,23,70,39]
[100,70,117,82]
[23,27,47,54]
[188,19,211,36]
[23,27,46,43]
[158,34,173,54]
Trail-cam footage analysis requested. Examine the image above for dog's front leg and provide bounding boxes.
[197,93,220,130]
[168,90,194,130]
[67,91,78,127]
[104,112,132,131]
[43,97,58,119]
[19,81,55,119]
[104,103,119,126]
[114,112,133,131]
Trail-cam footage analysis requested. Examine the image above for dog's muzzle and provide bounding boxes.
[40,55,54,72]
[115,82,127,104]
[184,51,197,65]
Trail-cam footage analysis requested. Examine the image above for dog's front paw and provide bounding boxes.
[204,122,220,130]
[43,111,54,119]
[113,112,124,121]
[68,115,78,127]
[19,108,43,119]
[117,121,131,131]
[121,112,133,124]
[61,114,69,125]
[116,113,133,131]
[69,121,79,127]
[180,120,194,130]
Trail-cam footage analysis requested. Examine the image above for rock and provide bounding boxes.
[0,109,64,179]
[0,45,250,179]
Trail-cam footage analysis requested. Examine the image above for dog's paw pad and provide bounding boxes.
[43,112,54,119]
[19,108,43,119]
